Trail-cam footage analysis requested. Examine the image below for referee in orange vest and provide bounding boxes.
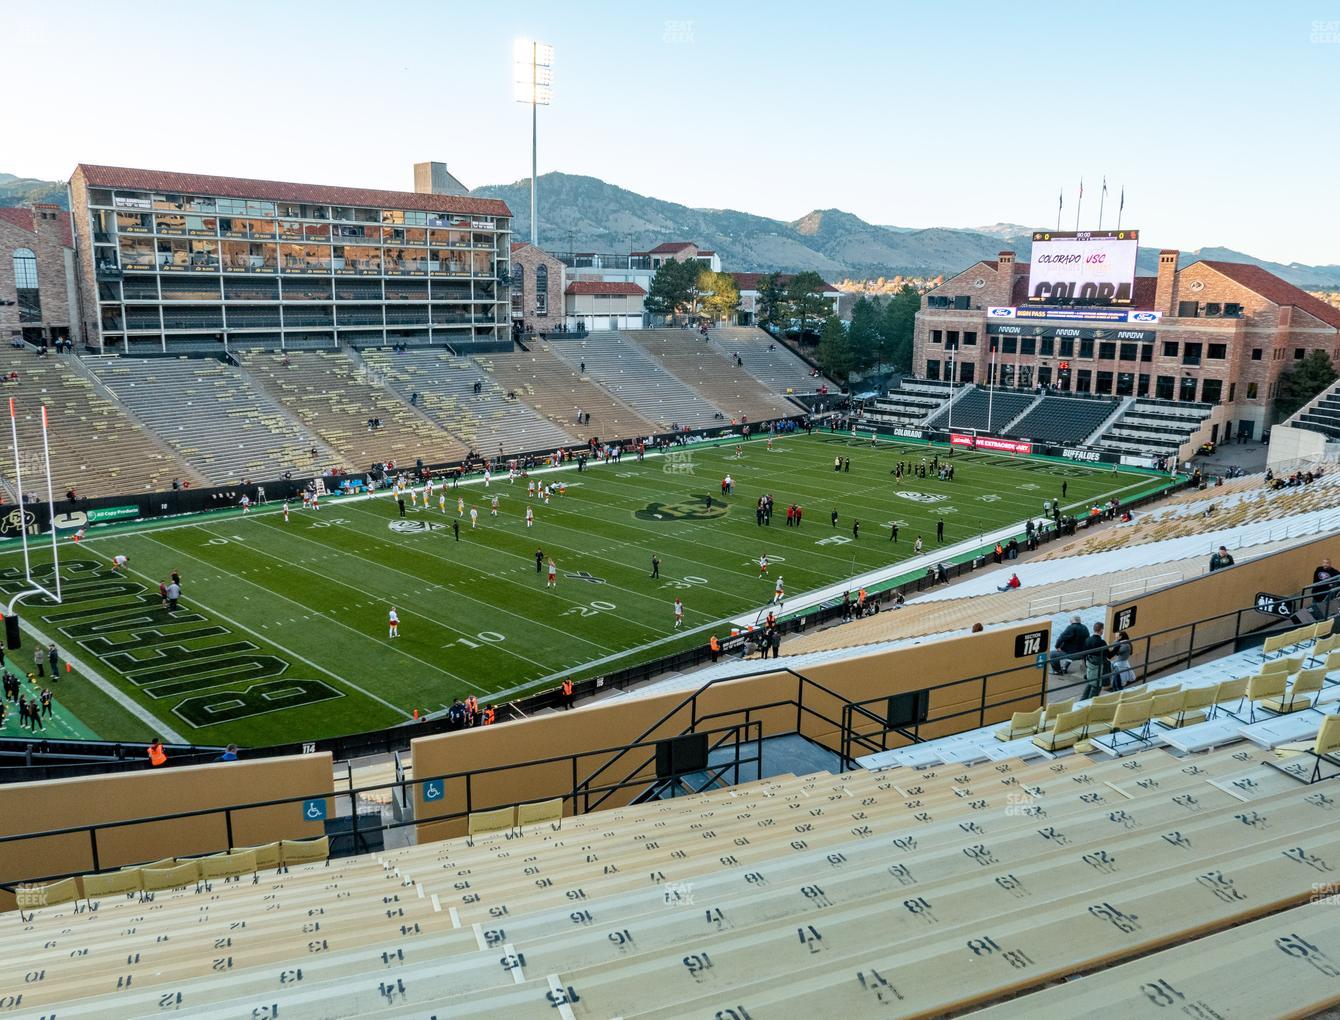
[561,678,574,710]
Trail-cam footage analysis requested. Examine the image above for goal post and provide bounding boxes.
[5,397,62,614]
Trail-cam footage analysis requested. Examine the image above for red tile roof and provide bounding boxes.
[730,272,839,294]
[73,164,511,218]
[564,281,646,296]
[647,241,696,254]
[0,206,73,247]
[1197,260,1340,330]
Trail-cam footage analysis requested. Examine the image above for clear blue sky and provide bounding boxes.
[11,0,1339,265]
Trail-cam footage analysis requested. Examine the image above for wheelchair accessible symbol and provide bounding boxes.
[302,798,327,821]
[422,779,445,802]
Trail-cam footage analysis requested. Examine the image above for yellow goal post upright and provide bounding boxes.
[4,397,62,630]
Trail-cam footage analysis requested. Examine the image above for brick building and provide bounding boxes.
[68,164,512,354]
[509,241,565,332]
[563,280,646,331]
[0,204,78,345]
[913,249,1340,441]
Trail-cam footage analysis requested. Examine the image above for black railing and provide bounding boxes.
[837,583,1339,762]
[0,719,765,894]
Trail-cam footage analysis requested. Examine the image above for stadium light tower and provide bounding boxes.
[513,39,553,247]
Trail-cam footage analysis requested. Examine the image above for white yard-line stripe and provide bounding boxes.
[205,519,553,679]
[103,539,424,712]
[13,615,188,743]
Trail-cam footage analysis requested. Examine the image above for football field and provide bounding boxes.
[0,433,1173,747]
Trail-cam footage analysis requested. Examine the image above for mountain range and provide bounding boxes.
[5,170,1338,288]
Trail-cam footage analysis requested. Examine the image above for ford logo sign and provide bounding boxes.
[988,307,1014,317]
[1130,312,1157,321]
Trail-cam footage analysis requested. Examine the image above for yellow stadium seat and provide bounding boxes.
[468,806,516,838]
[140,862,200,892]
[280,837,329,867]
[516,797,564,831]
[80,868,145,899]
[1262,668,1326,714]
[994,708,1045,741]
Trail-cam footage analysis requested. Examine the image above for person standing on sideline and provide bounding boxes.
[452,518,460,541]
[936,519,944,543]
[1209,545,1235,571]
[388,607,400,639]
[561,678,574,710]
[536,548,545,573]
[147,738,167,767]
[890,522,899,542]
[1061,480,1068,499]
[398,496,406,518]
[32,645,44,678]
[852,520,860,539]
[283,501,290,523]
[547,558,558,590]
[651,554,660,579]
[525,505,534,528]
[709,634,720,662]
[674,597,684,629]
[469,506,479,529]
[831,508,839,528]
[914,535,924,555]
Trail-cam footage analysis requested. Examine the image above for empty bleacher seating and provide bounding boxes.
[631,329,800,422]
[1293,381,1340,441]
[549,331,726,429]
[11,727,1339,1017]
[1006,394,1121,444]
[241,350,467,468]
[709,325,825,394]
[474,347,659,442]
[0,348,204,498]
[925,386,1035,433]
[360,348,577,457]
[862,379,952,428]
[86,357,333,484]
[1097,398,1213,459]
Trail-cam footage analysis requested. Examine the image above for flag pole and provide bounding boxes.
[1117,186,1125,231]
[1057,189,1063,232]
[1098,177,1107,230]
[1075,178,1083,232]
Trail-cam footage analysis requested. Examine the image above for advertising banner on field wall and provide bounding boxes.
[951,433,1034,455]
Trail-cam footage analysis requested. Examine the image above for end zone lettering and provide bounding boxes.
[1062,449,1102,463]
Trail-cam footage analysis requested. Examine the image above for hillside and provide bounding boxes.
[5,168,1337,286]
[0,174,66,208]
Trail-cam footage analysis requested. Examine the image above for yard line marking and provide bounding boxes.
[12,615,187,743]
[120,537,435,710]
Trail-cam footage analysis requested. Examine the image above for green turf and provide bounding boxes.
[0,433,1171,747]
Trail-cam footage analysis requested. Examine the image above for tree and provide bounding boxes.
[817,315,853,381]
[847,295,883,375]
[698,269,741,324]
[881,284,920,374]
[644,259,700,320]
[786,271,829,339]
[756,272,786,331]
[1274,349,1339,422]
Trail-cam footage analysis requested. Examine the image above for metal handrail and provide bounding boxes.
[575,666,866,813]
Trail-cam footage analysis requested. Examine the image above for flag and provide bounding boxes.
[1078,178,1084,199]
[1102,177,1108,196]
[1119,187,1125,213]
[1058,190,1063,211]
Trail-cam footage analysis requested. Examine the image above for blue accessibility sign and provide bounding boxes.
[301,798,328,822]
[422,778,445,802]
